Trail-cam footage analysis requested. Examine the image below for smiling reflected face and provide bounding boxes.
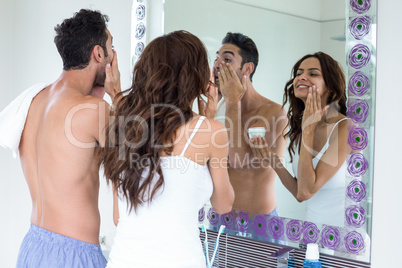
[213,43,244,89]
[293,57,329,102]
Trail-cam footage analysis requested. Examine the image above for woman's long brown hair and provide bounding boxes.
[101,31,210,212]
[282,52,347,162]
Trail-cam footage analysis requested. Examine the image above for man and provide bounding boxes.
[2,9,120,267]
[203,32,287,216]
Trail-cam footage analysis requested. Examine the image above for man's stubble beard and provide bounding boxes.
[94,62,107,87]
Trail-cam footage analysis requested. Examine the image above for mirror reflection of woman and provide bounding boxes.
[250,52,350,227]
[102,30,234,267]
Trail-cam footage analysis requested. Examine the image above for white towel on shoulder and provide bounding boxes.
[0,83,50,158]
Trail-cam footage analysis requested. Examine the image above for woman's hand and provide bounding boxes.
[301,85,329,134]
[218,62,247,104]
[198,78,219,119]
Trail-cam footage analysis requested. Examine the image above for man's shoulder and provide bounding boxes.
[70,94,109,112]
[61,95,110,143]
[48,82,108,108]
[255,97,287,118]
[65,95,110,126]
[78,94,108,105]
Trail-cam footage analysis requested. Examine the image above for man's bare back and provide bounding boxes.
[3,9,121,267]
[19,82,106,244]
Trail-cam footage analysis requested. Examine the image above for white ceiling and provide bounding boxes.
[223,0,345,21]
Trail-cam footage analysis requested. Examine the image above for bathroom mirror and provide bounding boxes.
[133,0,376,263]
[163,0,350,230]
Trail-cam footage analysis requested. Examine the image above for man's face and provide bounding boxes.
[94,29,114,86]
[213,43,244,89]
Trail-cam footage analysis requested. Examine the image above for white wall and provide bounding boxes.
[321,20,346,71]
[0,0,132,266]
[0,0,17,265]
[219,0,345,23]
[226,0,322,21]
[165,0,322,109]
[371,0,402,266]
[320,0,345,21]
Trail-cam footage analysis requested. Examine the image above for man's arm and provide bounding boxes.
[84,50,121,147]
[104,50,121,104]
[98,50,121,147]
[217,62,249,168]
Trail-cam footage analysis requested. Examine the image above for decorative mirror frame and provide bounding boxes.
[131,0,147,70]
[131,0,377,262]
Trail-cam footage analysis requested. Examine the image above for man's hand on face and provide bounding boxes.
[218,61,248,104]
[90,50,121,100]
[105,50,121,102]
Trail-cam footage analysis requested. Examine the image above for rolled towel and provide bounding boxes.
[0,83,49,158]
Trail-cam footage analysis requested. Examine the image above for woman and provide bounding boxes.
[250,52,350,227]
[102,31,234,267]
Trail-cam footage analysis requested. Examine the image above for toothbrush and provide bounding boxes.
[201,225,211,268]
[210,225,225,268]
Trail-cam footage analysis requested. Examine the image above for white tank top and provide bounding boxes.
[107,116,213,268]
[292,118,348,227]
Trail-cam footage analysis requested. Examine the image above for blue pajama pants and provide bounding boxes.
[16,224,107,268]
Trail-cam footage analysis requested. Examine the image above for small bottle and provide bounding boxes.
[303,243,322,268]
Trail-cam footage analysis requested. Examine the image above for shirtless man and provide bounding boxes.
[14,9,120,267]
[210,32,287,215]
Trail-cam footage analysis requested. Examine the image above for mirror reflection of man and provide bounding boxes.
[201,32,287,216]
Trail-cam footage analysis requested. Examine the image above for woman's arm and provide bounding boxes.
[207,120,235,214]
[113,185,119,226]
[296,86,348,201]
[250,87,349,202]
[297,119,349,201]
[250,125,348,203]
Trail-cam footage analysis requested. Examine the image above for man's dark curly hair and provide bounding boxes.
[222,32,259,81]
[54,9,109,70]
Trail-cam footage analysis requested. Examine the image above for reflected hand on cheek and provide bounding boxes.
[301,85,330,133]
[218,63,247,103]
